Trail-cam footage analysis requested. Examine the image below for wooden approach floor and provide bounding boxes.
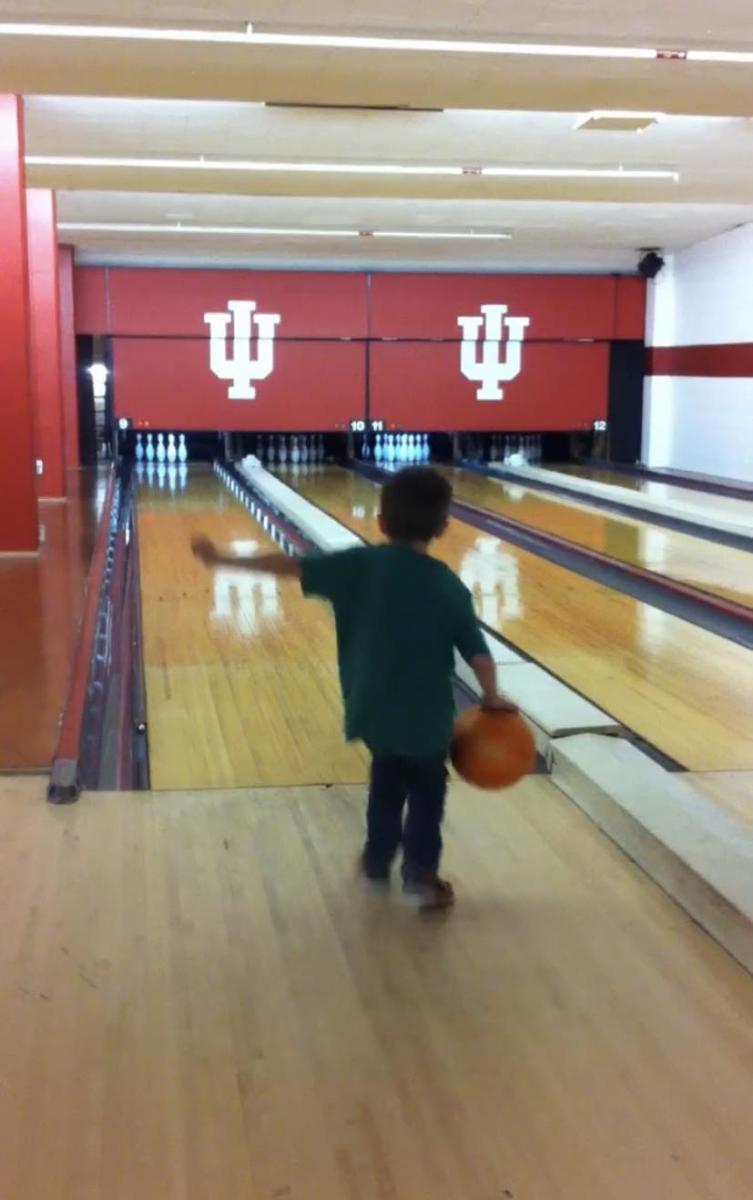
[283,466,753,771]
[2,775,753,1199]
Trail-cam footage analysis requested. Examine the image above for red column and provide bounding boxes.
[58,244,80,471]
[27,188,66,499]
[0,95,37,551]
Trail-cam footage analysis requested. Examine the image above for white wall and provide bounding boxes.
[642,223,753,482]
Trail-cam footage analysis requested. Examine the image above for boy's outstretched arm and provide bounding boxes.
[191,534,302,579]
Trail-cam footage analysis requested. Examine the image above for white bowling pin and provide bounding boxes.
[291,436,300,465]
[167,433,177,463]
[374,433,383,462]
[300,435,309,464]
[156,433,166,463]
[278,435,288,465]
[145,433,155,462]
[178,433,188,463]
[135,432,144,461]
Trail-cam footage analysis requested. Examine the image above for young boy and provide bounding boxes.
[192,466,513,910]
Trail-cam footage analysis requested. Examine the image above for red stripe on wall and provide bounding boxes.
[647,344,753,377]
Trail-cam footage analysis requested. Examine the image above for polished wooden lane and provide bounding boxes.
[544,462,753,521]
[138,467,367,790]
[3,774,753,1199]
[442,467,753,609]
[282,466,753,771]
[0,470,104,770]
[687,772,753,827]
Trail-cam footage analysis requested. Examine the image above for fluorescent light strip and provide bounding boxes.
[484,166,676,179]
[28,155,463,177]
[58,222,360,236]
[372,230,510,239]
[2,21,753,62]
[29,155,679,182]
[57,222,511,240]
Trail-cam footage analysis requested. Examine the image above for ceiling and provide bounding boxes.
[6,2,753,271]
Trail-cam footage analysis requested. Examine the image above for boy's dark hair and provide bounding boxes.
[380,466,452,543]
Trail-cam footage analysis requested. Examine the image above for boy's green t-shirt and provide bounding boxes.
[301,543,487,757]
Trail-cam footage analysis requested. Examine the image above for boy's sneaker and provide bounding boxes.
[358,853,391,892]
[401,872,455,912]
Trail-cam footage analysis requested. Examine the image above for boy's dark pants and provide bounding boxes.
[364,753,448,880]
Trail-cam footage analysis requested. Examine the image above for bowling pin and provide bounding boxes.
[278,435,288,465]
[178,433,188,463]
[156,433,166,463]
[423,433,430,461]
[145,432,155,462]
[300,435,309,464]
[135,432,144,461]
[167,432,177,463]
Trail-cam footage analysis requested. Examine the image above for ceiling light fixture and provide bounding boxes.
[3,21,753,63]
[2,21,753,63]
[31,155,463,176]
[56,222,512,240]
[371,230,511,239]
[30,154,679,182]
[57,222,362,236]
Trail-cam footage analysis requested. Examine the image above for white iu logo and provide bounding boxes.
[457,304,531,401]
[203,300,281,400]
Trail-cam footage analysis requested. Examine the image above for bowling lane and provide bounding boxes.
[441,467,753,610]
[281,465,753,771]
[543,463,753,523]
[137,466,368,790]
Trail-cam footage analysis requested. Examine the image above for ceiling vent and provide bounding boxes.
[575,111,662,133]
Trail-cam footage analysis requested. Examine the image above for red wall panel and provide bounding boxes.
[0,96,37,551]
[74,265,640,434]
[58,245,79,470]
[370,341,608,432]
[106,268,368,338]
[613,275,646,340]
[73,266,108,333]
[27,189,66,499]
[369,273,637,341]
[113,337,364,431]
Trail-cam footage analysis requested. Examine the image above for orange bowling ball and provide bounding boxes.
[450,705,535,790]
